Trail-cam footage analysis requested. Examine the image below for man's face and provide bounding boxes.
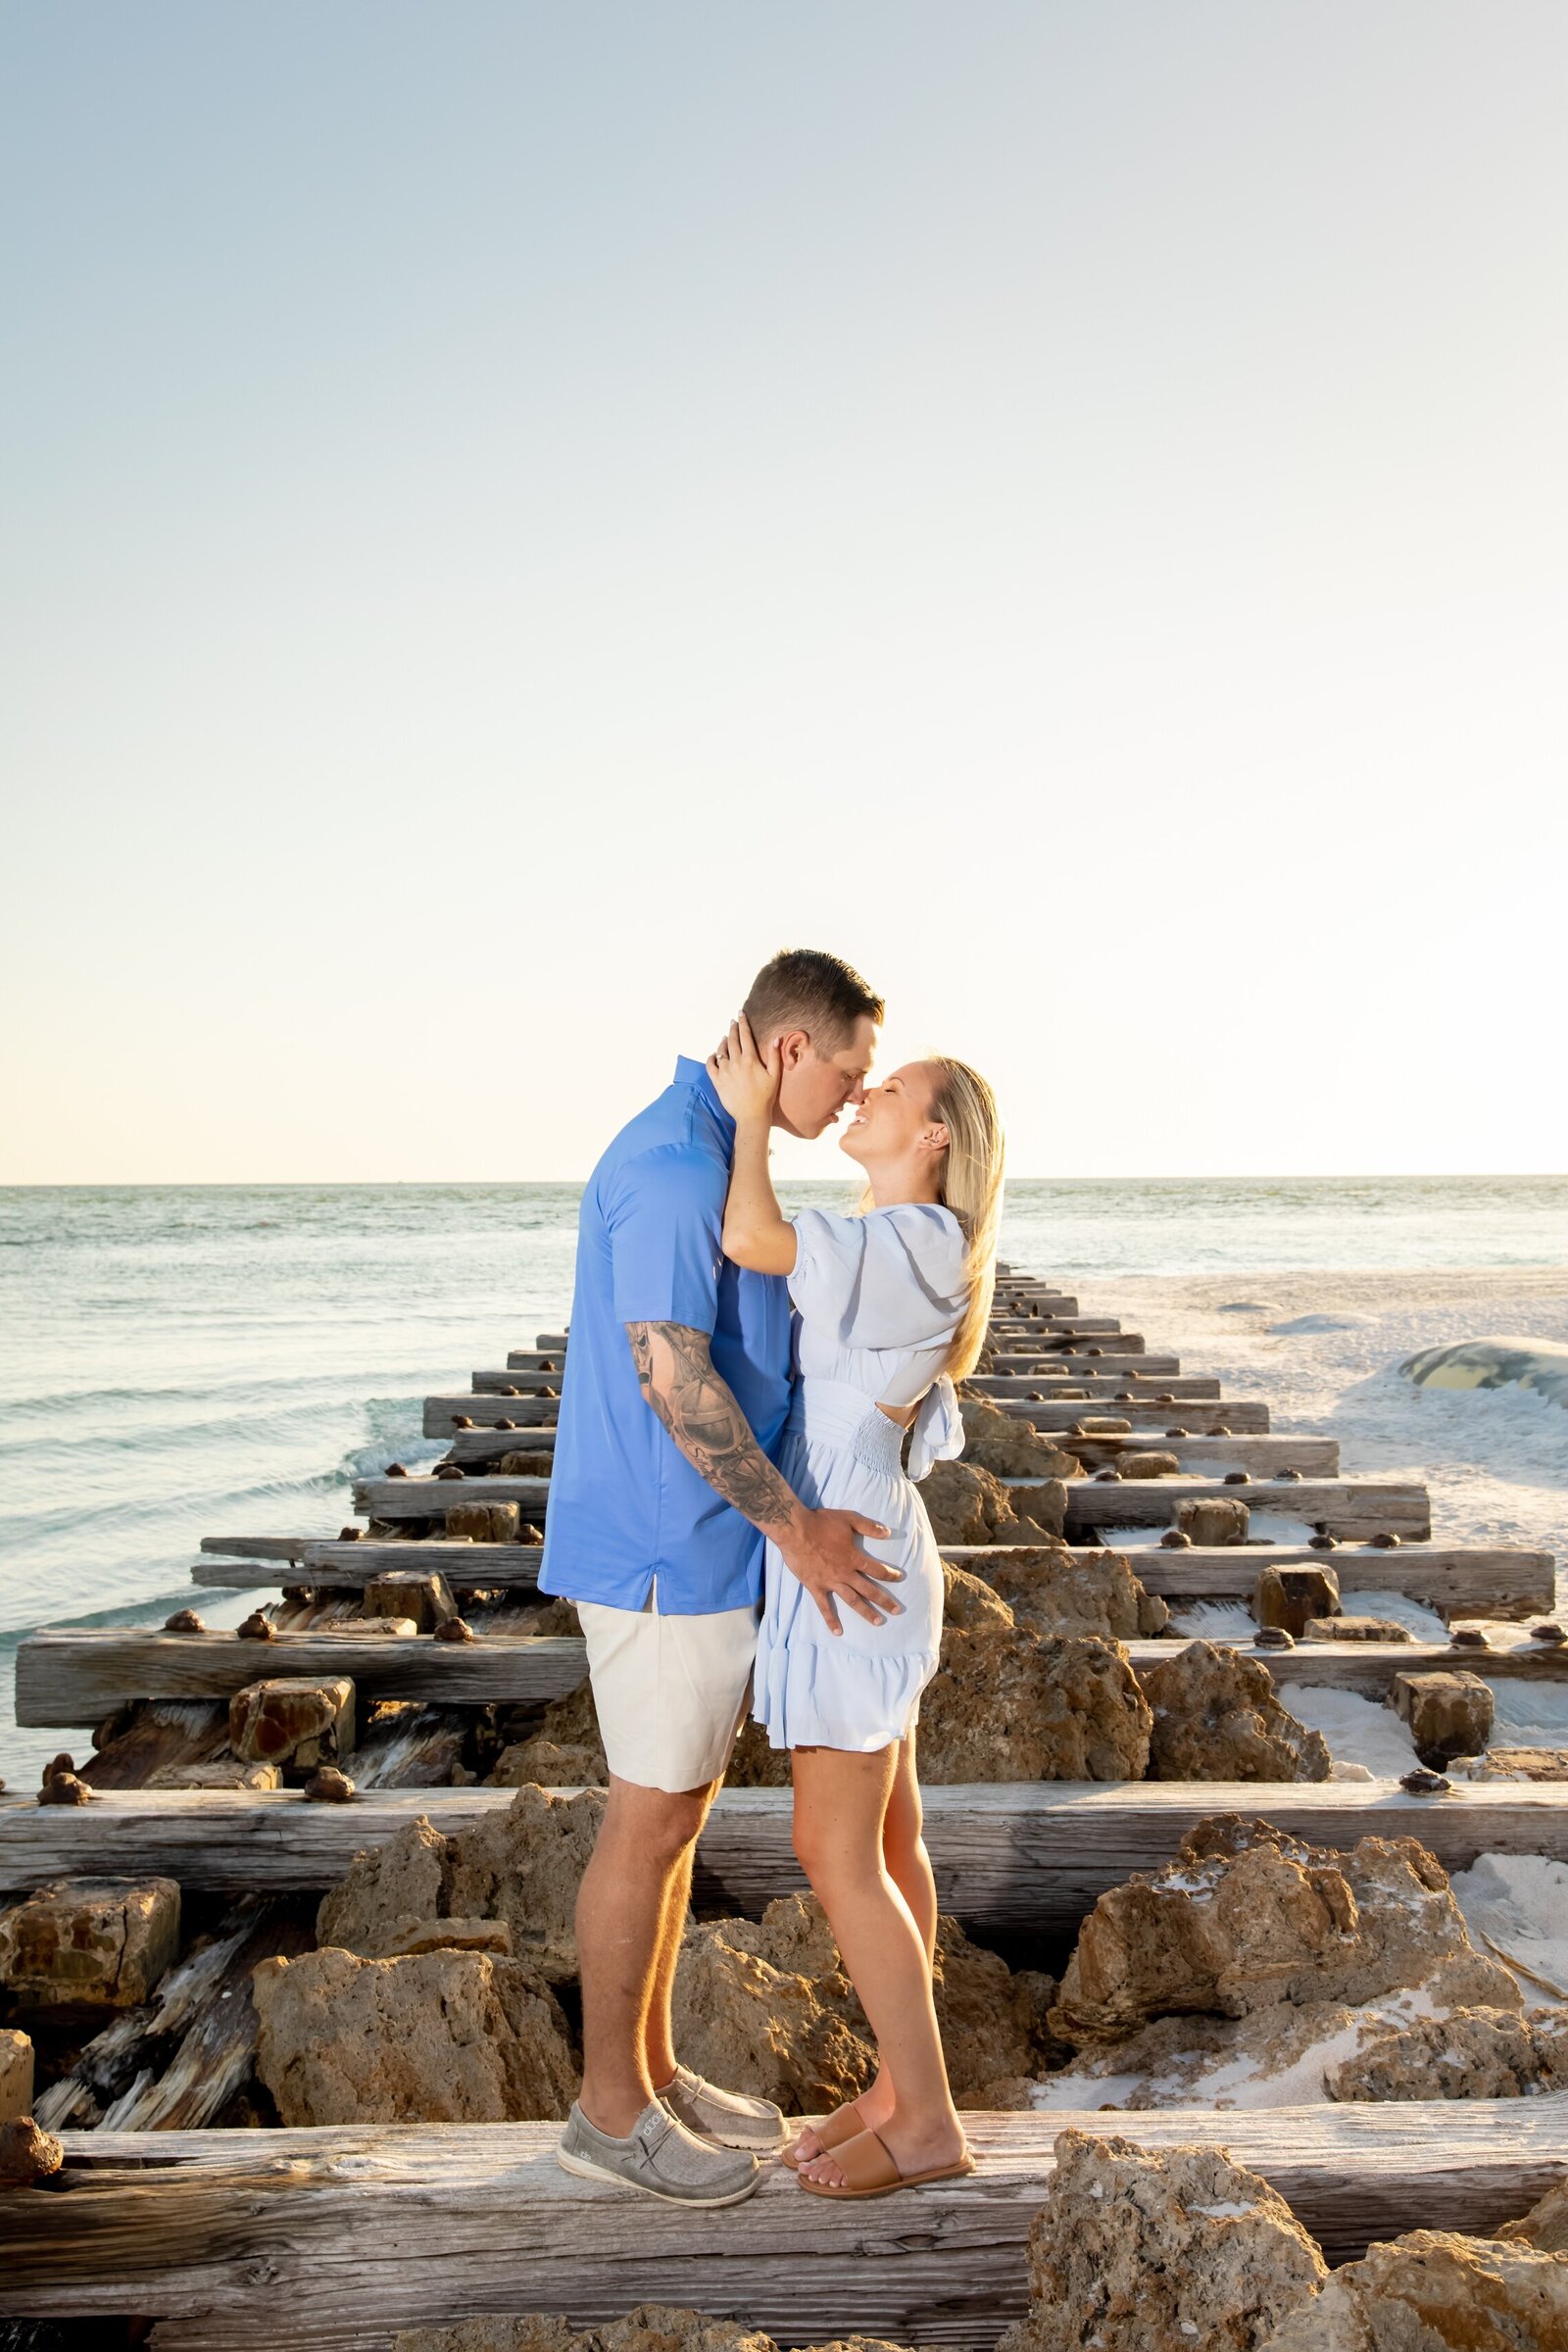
[771,1014,878,1141]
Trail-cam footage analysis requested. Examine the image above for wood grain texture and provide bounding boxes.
[6,1782,1566,1916]
[20,1626,1566,1728]
[190,1539,1554,1616]
[1060,1478,1431,1540]
[9,2102,1568,2345]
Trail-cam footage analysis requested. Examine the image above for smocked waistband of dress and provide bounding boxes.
[784,1378,907,1475]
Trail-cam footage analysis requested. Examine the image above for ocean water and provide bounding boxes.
[1,1175,1563,1788]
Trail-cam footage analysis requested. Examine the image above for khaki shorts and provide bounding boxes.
[576,1583,760,1793]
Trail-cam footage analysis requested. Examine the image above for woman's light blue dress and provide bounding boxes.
[752,1201,970,1753]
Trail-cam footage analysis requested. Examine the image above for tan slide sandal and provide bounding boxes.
[780,2100,865,2172]
[796,2126,975,2199]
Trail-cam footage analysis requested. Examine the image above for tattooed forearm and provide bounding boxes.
[626,1321,798,1533]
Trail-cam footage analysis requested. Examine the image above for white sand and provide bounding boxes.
[1080,1266,1568,1592]
[1286,1685,1420,1778]
[1450,1854,1568,2001]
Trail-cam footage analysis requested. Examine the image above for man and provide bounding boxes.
[541,948,900,2205]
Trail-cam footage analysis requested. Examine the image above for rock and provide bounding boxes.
[393,2308,828,2352]
[380,1917,514,1958]
[1051,1818,1508,2046]
[0,2116,64,2190]
[722,1716,793,1788]
[919,1626,1152,1782]
[1328,2003,1568,2101]
[995,2130,1326,2352]
[1258,2229,1568,2350]
[668,1914,875,2115]
[1118,1451,1182,1479]
[148,1758,282,1789]
[444,1502,521,1544]
[321,1617,420,1639]
[236,1608,276,1641]
[0,1878,180,2016]
[486,1680,607,1788]
[1500,2176,1568,2252]
[959,1396,1081,1479]
[976,1545,1170,1640]
[229,1676,355,1772]
[317,1784,604,1985]
[1400,1767,1453,1795]
[0,2034,33,2124]
[526,1597,582,1638]
[163,1608,206,1633]
[36,1773,92,1805]
[496,1451,553,1476]
[1254,1566,1341,1637]
[1393,1671,1495,1769]
[1301,1616,1412,1643]
[1179,1497,1250,1546]
[364,1573,458,1631]
[1142,1642,1332,1782]
[669,1893,1054,2114]
[942,1563,1017,1629]
[434,1617,477,1642]
[252,1944,577,2124]
[919,1459,1068,1545]
[1466,1746,1568,1782]
[304,1765,357,1801]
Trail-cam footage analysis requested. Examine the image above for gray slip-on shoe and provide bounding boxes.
[659,2063,787,2154]
[556,2098,760,2205]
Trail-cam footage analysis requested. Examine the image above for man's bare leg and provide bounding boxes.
[645,1836,700,2091]
[575,1773,710,2138]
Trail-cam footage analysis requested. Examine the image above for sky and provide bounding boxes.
[2,2,1564,1184]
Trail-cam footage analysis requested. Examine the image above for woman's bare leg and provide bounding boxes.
[790,1730,937,2161]
[790,1740,964,2187]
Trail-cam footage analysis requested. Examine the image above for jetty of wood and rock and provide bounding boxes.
[3,1266,1566,2349]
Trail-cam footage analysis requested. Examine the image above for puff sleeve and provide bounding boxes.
[787,1203,968,1350]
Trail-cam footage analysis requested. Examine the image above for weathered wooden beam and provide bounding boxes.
[967,1373,1225,1397]
[21,1624,1567,1729]
[1057,1477,1431,1541]
[6,1784,1566,1920]
[983,1394,1271,1432]
[15,1630,590,1725]
[1054,1435,1338,1475]
[425,1394,561,1436]
[194,1537,1553,1618]
[11,2103,1568,2348]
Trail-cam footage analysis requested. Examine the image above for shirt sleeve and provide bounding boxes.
[787,1203,968,1350]
[607,1143,727,1333]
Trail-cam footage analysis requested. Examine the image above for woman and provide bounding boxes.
[706,1014,1004,2201]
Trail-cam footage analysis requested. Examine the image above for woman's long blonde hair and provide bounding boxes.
[926,1056,1005,1381]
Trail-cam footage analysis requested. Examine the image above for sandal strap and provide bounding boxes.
[832,2128,900,2193]
[816,2101,866,2152]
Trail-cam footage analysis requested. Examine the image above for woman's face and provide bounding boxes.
[839,1060,942,1165]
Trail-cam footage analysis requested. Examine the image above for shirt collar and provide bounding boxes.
[674,1054,735,1142]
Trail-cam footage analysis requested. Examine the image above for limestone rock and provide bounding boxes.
[1179,1496,1250,1545]
[920,1460,1068,1545]
[1118,1450,1182,1480]
[959,1396,1081,1480]
[380,1917,514,1958]
[364,1572,459,1631]
[525,1596,582,1638]
[723,1715,793,1788]
[1393,1670,1495,1769]
[0,1877,180,2016]
[392,2309,886,2352]
[317,1785,604,1984]
[228,1676,355,1771]
[980,1544,1169,1639]
[0,2115,64,2189]
[1051,1818,1501,2045]
[496,1451,553,1476]
[995,2130,1326,2352]
[1143,1642,1333,1782]
[1500,2176,1568,2252]
[253,1944,577,2124]
[444,1501,521,1544]
[668,1914,875,2115]
[1328,2003,1568,2101]
[1258,2229,1568,2350]
[1467,1746,1568,1782]
[487,1678,607,1788]
[1255,1566,1341,1638]
[942,1562,1017,1629]
[919,1626,1152,1782]
[0,2033,33,2124]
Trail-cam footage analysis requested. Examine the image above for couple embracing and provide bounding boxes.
[539,949,1004,2208]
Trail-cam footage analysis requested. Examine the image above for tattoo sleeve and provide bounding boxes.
[626,1321,798,1534]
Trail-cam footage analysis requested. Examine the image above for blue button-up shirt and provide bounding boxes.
[539,1058,794,1614]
